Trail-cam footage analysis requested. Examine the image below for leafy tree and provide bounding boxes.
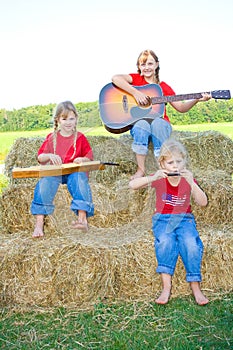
[0,99,232,132]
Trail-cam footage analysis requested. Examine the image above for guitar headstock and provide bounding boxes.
[211,90,231,100]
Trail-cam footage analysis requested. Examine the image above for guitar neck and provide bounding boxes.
[151,92,205,105]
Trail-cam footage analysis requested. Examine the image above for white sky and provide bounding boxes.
[0,0,232,110]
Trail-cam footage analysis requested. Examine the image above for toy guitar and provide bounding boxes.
[12,161,119,179]
[99,83,231,134]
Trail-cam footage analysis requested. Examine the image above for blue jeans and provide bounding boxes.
[152,213,204,282]
[130,118,172,157]
[31,172,94,217]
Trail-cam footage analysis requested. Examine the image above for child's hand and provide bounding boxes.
[73,157,90,164]
[154,169,168,180]
[180,169,194,186]
[198,92,211,101]
[49,154,62,165]
[133,90,151,106]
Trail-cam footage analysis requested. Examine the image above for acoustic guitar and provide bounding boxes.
[99,83,231,134]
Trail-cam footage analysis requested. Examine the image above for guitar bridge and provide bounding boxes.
[122,95,128,113]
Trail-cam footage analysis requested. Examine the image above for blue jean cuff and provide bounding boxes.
[156,265,174,276]
[30,202,54,215]
[70,199,94,217]
[186,274,202,282]
[131,144,148,155]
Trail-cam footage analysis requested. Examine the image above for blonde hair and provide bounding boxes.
[136,49,160,83]
[52,101,78,158]
[158,139,188,166]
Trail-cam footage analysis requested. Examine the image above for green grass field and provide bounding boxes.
[0,294,232,349]
[0,122,232,163]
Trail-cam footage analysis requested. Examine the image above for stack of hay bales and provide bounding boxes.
[0,131,232,308]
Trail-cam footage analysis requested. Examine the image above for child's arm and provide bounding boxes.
[38,153,62,165]
[129,170,165,190]
[73,157,93,163]
[191,182,208,207]
[180,169,208,207]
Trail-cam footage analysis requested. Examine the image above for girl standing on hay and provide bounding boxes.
[129,138,209,306]
[30,101,94,237]
[112,49,211,180]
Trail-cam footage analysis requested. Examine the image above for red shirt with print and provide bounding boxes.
[151,177,193,214]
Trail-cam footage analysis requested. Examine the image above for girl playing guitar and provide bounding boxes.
[112,49,211,179]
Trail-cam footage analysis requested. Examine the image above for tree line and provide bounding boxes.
[0,99,232,132]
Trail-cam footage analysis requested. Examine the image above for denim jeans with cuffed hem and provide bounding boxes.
[30,172,94,217]
[130,118,172,156]
[152,213,203,282]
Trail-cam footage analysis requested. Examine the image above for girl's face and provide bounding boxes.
[138,54,159,79]
[161,152,186,174]
[59,111,77,136]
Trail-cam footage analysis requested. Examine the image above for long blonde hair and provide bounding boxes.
[136,49,160,83]
[53,101,78,158]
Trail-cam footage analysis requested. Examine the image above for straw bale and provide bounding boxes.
[172,130,233,174]
[0,131,232,308]
[1,167,232,233]
[4,137,45,187]
[89,136,139,183]
[0,178,153,235]
[0,225,232,307]
[119,130,233,175]
[191,169,233,225]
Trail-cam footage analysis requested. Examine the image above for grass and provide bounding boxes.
[0,294,232,349]
[0,129,52,162]
[0,122,232,162]
[173,122,233,139]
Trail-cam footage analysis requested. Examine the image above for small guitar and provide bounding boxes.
[99,83,231,134]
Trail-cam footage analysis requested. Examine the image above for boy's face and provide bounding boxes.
[161,152,186,174]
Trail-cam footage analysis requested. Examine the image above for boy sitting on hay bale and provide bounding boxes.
[129,138,209,306]
[30,101,94,237]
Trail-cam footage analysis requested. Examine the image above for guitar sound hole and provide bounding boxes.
[122,95,128,113]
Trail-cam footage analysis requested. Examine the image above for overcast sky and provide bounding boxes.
[0,0,232,110]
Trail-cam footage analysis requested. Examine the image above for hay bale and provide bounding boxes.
[0,178,152,235]
[172,130,233,174]
[0,131,232,308]
[191,169,233,226]
[1,132,233,234]
[1,168,231,234]
[0,225,232,307]
[4,137,45,186]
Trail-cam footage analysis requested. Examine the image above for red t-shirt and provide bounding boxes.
[151,177,193,214]
[129,73,175,122]
[38,131,93,164]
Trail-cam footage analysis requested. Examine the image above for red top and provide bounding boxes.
[129,73,176,122]
[151,177,193,214]
[38,131,93,164]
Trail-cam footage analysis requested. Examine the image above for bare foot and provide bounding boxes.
[191,282,209,305]
[71,220,88,231]
[155,289,171,305]
[32,227,44,238]
[193,290,209,305]
[130,169,145,180]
